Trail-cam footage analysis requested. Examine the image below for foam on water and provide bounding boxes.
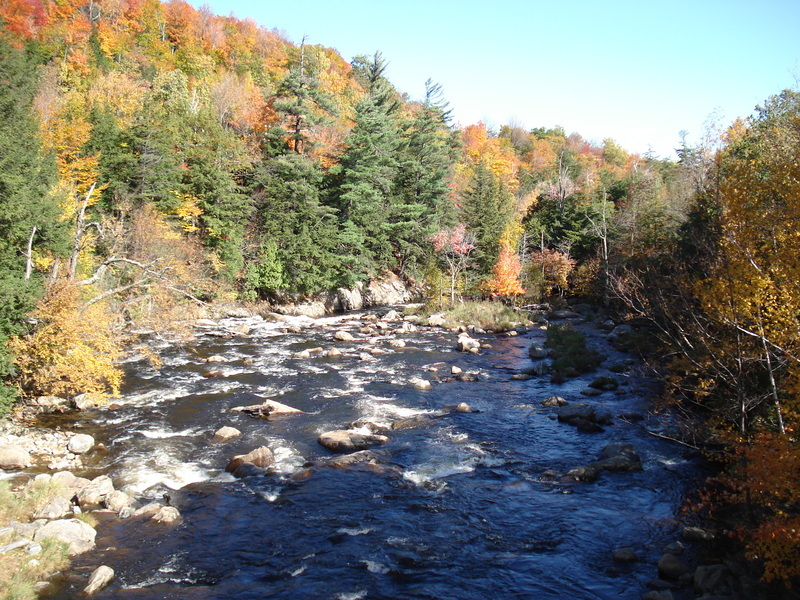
[136,427,199,439]
[116,451,215,494]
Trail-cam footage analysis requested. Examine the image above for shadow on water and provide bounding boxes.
[43,312,702,599]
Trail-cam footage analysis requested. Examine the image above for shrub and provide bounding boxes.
[546,323,602,378]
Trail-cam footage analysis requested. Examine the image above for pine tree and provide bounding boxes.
[394,80,460,274]
[0,36,69,410]
[335,52,401,274]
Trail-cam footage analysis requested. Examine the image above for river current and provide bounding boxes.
[47,310,700,599]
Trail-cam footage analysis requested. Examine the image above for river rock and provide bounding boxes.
[334,330,355,342]
[104,490,132,512]
[556,403,596,422]
[362,272,413,306]
[73,393,104,411]
[383,309,401,321]
[612,548,638,563]
[33,518,96,555]
[658,552,690,579]
[231,399,304,417]
[0,445,32,469]
[77,475,115,508]
[83,565,114,596]
[410,378,431,391]
[67,434,95,454]
[205,355,227,363]
[131,503,163,519]
[427,314,446,327]
[35,395,71,412]
[680,526,715,542]
[211,426,241,443]
[455,372,479,382]
[51,470,77,487]
[541,395,567,407]
[226,446,275,475]
[326,348,343,357]
[565,465,601,482]
[643,592,674,600]
[593,443,643,472]
[457,335,480,353]
[529,344,548,359]
[318,430,389,453]
[693,564,730,594]
[337,286,364,311]
[33,496,73,520]
[454,402,478,413]
[152,506,182,524]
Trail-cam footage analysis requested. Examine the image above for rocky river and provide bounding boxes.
[5,307,707,599]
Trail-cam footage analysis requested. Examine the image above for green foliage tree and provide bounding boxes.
[0,36,68,410]
[333,52,401,274]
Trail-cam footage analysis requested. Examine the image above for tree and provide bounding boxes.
[430,224,475,305]
[334,52,401,274]
[394,80,460,274]
[0,35,68,410]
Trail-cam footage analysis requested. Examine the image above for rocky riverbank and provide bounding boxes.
[0,300,770,599]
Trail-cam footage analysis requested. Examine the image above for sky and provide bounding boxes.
[194,0,800,159]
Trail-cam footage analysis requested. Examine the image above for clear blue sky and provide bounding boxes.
[194,0,799,159]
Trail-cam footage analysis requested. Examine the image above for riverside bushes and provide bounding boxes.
[546,323,602,380]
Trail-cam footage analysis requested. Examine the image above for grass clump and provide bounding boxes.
[0,480,72,600]
[546,323,603,380]
[434,301,530,332]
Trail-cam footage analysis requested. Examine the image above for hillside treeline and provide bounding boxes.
[1,0,799,585]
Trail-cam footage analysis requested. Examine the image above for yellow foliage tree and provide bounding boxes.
[10,282,122,403]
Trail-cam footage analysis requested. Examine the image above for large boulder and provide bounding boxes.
[226,446,275,475]
[658,553,690,580]
[230,399,304,417]
[362,272,413,307]
[67,433,95,454]
[318,430,389,453]
[33,518,96,555]
[76,475,115,508]
[556,403,596,422]
[456,334,481,353]
[337,284,365,312]
[529,344,549,359]
[84,566,114,596]
[593,443,642,472]
[152,506,182,524]
[210,426,241,443]
[33,496,73,520]
[0,445,31,469]
[334,330,355,342]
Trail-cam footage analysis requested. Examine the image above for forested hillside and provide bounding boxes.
[1,0,799,586]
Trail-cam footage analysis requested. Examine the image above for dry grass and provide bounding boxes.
[0,480,72,600]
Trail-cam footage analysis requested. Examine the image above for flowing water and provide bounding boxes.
[45,311,700,599]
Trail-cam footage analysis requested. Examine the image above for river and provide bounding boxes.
[43,309,700,599]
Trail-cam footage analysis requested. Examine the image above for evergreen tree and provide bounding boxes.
[461,161,513,277]
[0,36,68,409]
[335,52,401,274]
[250,152,343,296]
[394,80,460,274]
